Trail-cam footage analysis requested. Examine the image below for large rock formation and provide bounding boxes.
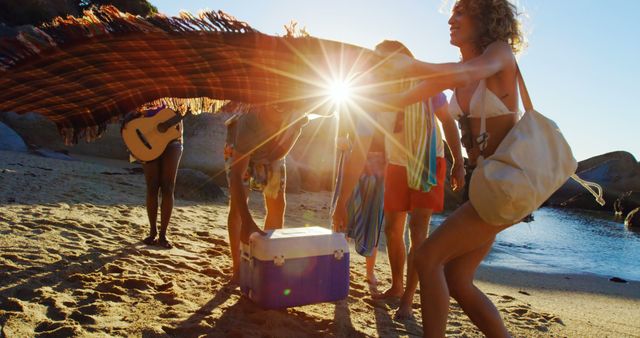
[180,112,232,185]
[0,111,326,193]
[0,112,128,159]
[0,110,470,209]
[547,151,640,211]
[0,122,27,152]
[174,169,225,202]
[288,116,339,192]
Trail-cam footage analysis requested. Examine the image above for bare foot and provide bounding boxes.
[394,306,415,321]
[157,237,173,249]
[142,234,157,245]
[240,221,266,244]
[371,287,403,300]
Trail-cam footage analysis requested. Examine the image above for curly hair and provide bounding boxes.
[455,0,526,54]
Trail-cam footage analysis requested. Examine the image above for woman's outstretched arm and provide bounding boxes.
[358,41,514,112]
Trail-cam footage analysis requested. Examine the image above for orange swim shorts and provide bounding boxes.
[383,157,446,213]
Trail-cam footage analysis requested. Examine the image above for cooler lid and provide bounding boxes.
[245,226,349,261]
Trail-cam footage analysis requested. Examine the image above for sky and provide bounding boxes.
[153,0,640,161]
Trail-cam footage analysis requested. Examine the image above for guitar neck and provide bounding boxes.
[158,111,189,131]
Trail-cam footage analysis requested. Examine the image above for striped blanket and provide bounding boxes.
[0,6,383,144]
[346,171,384,257]
[331,150,385,257]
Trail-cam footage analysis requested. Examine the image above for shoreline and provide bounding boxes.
[474,266,640,337]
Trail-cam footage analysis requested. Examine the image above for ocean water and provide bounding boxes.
[426,208,640,281]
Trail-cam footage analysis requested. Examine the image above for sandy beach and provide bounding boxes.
[1,149,639,337]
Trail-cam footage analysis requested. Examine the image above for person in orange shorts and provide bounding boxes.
[332,40,465,320]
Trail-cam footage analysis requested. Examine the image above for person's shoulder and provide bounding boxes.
[485,41,516,60]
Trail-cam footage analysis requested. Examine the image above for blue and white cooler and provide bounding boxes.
[239,226,350,309]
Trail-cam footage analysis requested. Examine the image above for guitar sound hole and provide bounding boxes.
[135,128,153,150]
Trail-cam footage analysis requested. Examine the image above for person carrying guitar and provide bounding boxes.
[225,103,308,283]
[122,104,183,249]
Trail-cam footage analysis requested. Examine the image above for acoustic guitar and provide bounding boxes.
[121,108,187,162]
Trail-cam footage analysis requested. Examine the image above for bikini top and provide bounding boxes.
[448,80,518,120]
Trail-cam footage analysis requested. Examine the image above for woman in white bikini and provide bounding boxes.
[361,0,525,336]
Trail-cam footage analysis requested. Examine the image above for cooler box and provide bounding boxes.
[239,226,349,309]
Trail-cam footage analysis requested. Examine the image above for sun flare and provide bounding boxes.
[328,79,353,105]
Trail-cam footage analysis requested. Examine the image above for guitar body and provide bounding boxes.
[122,108,182,162]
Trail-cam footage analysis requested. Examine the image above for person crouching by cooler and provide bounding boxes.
[225,103,308,284]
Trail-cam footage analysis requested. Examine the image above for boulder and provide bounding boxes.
[0,112,128,159]
[547,151,640,211]
[289,116,338,192]
[0,122,28,152]
[0,110,333,192]
[174,169,225,202]
[1,112,66,150]
[625,207,640,230]
[180,112,233,186]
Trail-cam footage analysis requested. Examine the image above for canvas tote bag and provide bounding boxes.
[469,65,604,225]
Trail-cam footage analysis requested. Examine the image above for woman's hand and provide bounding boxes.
[384,52,415,74]
[332,201,348,233]
[121,111,140,131]
[450,162,466,192]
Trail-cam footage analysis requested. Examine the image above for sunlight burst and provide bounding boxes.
[328,79,353,105]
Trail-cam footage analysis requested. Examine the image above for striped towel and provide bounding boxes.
[331,150,384,257]
[346,173,384,257]
[346,154,385,257]
[404,80,438,192]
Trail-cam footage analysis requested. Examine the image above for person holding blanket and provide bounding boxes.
[333,41,465,320]
[226,104,308,283]
[360,0,527,335]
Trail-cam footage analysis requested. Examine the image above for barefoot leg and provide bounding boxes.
[373,211,407,299]
[366,247,378,286]
[264,189,285,230]
[415,203,508,337]
[228,185,249,283]
[142,158,160,241]
[397,208,431,319]
[157,141,182,245]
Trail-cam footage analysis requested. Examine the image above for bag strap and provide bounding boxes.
[515,63,534,113]
[570,174,606,206]
[477,61,533,156]
[477,79,488,155]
